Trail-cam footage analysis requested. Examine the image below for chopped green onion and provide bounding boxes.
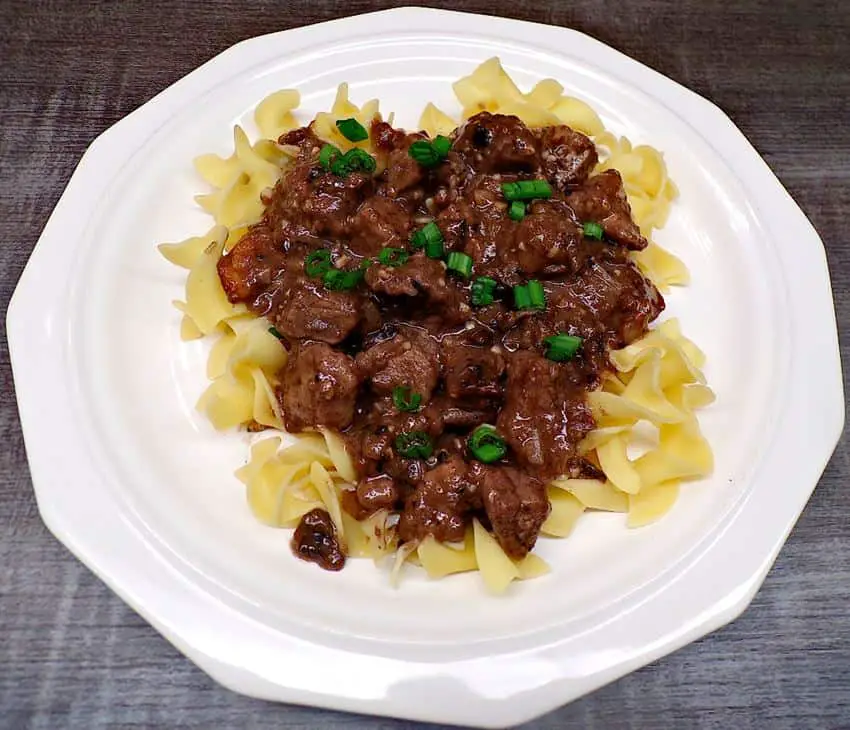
[268,326,285,340]
[446,251,473,277]
[467,424,507,463]
[583,221,604,240]
[378,247,409,267]
[408,136,451,167]
[395,431,433,459]
[392,386,422,413]
[543,333,583,362]
[425,239,444,259]
[335,117,369,142]
[411,221,443,252]
[432,135,452,157]
[318,144,340,170]
[330,147,376,176]
[304,249,332,277]
[513,284,531,310]
[527,280,546,310]
[508,200,527,221]
[501,179,553,201]
[323,267,365,291]
[470,276,497,306]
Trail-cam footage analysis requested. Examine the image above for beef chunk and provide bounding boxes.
[355,327,440,401]
[265,161,371,239]
[365,252,452,304]
[538,124,598,190]
[279,343,359,431]
[356,474,400,513]
[398,457,474,543]
[274,282,363,344]
[348,195,412,257]
[504,253,664,349]
[217,224,284,302]
[453,112,539,173]
[497,351,595,480]
[470,464,550,559]
[291,508,345,571]
[440,339,505,400]
[568,170,648,250]
[513,199,587,276]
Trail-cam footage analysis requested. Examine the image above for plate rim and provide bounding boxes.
[7,6,845,727]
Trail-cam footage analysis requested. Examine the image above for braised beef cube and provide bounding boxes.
[217,224,284,302]
[274,283,363,344]
[355,327,440,400]
[538,124,598,190]
[398,457,474,543]
[470,464,550,559]
[453,112,539,173]
[279,343,359,431]
[513,199,587,276]
[265,161,371,239]
[355,474,400,513]
[349,195,412,257]
[385,142,426,195]
[568,170,648,250]
[440,339,505,399]
[496,351,595,480]
[291,508,345,571]
[365,252,452,303]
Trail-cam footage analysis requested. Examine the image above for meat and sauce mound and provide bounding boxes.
[218,111,665,571]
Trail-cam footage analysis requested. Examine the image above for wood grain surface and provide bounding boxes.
[1,1,848,728]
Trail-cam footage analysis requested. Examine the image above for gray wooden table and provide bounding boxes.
[2,1,848,728]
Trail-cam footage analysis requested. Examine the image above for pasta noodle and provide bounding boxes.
[158,57,715,594]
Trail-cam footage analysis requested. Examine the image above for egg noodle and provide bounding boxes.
[158,58,713,594]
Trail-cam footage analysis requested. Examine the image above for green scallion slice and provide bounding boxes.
[582,221,604,240]
[392,386,422,413]
[318,144,341,170]
[513,284,531,310]
[378,247,409,267]
[323,267,365,291]
[335,118,369,142]
[411,221,443,252]
[304,249,332,278]
[508,200,526,221]
[527,279,546,310]
[543,333,583,362]
[408,136,451,167]
[446,251,473,277]
[268,326,285,340]
[395,431,433,459]
[501,179,553,201]
[467,424,507,463]
[470,276,497,306]
[424,239,444,259]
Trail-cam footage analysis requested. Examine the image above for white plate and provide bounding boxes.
[7,7,843,728]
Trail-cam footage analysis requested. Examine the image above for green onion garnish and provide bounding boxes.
[330,148,376,177]
[335,118,369,142]
[501,179,553,201]
[318,144,340,170]
[304,249,332,277]
[410,221,445,258]
[378,247,409,267]
[470,276,497,306]
[467,424,507,464]
[508,200,527,221]
[582,221,604,240]
[514,284,531,310]
[268,326,285,340]
[543,333,583,362]
[408,135,452,167]
[514,280,546,310]
[392,386,422,413]
[323,267,365,291]
[395,431,433,459]
[527,279,546,310]
[446,251,473,277]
